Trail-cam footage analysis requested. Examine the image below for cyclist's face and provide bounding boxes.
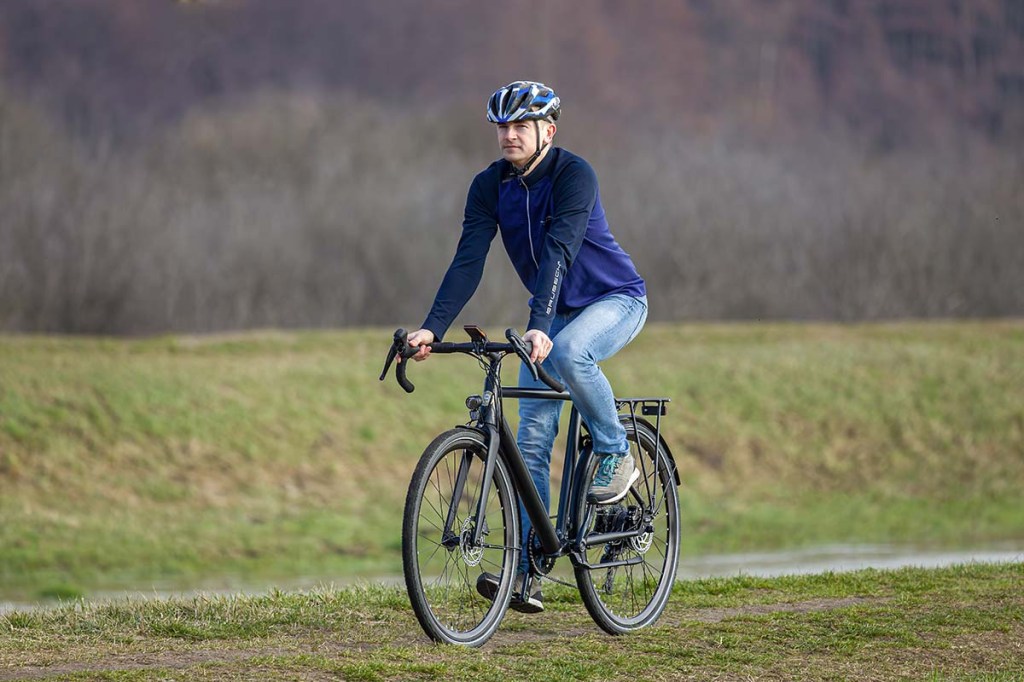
[496,120,554,167]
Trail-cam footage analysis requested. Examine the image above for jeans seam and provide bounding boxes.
[625,298,648,345]
[583,295,646,361]
[589,297,643,361]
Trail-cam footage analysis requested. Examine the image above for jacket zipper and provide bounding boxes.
[521,178,539,269]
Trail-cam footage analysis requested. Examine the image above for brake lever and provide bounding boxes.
[505,328,566,393]
[380,328,417,393]
[505,328,540,382]
[379,329,404,381]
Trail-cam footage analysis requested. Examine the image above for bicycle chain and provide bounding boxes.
[526,527,555,575]
[525,528,580,589]
[539,573,577,588]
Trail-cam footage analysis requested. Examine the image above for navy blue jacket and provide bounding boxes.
[422,147,645,340]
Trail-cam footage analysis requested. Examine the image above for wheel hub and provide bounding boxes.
[459,518,484,566]
[630,529,653,554]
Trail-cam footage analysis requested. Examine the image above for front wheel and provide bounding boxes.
[573,418,680,634]
[402,428,520,646]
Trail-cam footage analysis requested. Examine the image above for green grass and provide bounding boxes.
[0,563,1021,680]
[1,322,1022,600]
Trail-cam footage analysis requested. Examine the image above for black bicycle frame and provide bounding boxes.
[460,355,663,567]
[495,387,578,555]
[462,356,575,555]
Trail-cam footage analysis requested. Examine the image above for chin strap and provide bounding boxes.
[512,120,548,177]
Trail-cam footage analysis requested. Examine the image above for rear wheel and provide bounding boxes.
[573,418,680,634]
[402,429,519,646]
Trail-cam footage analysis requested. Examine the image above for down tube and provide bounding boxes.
[497,418,561,554]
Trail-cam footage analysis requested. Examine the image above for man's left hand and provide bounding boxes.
[522,329,553,364]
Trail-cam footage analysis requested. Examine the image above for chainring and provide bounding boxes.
[527,527,556,576]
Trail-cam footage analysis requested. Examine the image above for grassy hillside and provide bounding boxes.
[1,322,1022,600]
[1,564,1022,680]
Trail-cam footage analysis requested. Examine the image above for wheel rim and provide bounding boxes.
[577,427,678,626]
[413,442,516,639]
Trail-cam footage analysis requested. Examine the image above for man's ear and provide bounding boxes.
[545,122,557,143]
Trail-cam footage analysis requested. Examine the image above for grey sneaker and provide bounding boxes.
[588,452,639,504]
[475,572,543,613]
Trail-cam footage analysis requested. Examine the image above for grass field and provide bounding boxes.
[1,322,1023,601]
[1,563,1021,680]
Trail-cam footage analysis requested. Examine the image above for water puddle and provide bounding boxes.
[675,542,1024,579]
[3,543,1021,614]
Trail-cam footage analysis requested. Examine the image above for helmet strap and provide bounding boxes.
[512,120,548,177]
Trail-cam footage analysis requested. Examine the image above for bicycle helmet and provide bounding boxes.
[488,81,560,176]
[486,80,561,123]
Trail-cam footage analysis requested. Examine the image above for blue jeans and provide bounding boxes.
[516,294,648,574]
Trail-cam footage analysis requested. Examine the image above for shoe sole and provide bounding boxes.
[509,596,544,614]
[588,468,641,505]
[475,575,499,602]
[477,574,543,614]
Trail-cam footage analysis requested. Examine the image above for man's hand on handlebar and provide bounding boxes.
[522,329,552,364]
[400,329,435,363]
[382,327,566,394]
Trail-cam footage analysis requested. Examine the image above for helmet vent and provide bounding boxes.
[486,80,560,124]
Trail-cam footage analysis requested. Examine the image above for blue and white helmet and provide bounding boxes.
[486,81,561,123]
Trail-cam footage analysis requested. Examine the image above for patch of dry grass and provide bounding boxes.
[1,323,1022,599]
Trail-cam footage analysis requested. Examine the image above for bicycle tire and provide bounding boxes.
[402,428,520,646]
[573,417,680,634]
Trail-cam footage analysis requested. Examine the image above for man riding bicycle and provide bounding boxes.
[402,80,648,613]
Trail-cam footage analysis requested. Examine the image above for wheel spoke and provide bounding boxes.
[404,432,517,645]
[575,421,679,633]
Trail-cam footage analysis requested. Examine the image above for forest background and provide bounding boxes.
[1,0,1022,335]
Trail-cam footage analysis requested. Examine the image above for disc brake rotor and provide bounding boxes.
[459,517,484,567]
[630,530,653,554]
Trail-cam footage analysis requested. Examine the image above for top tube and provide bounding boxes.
[502,386,571,401]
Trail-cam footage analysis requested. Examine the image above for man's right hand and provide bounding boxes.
[400,329,436,362]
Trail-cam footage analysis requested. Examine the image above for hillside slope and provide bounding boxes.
[1,323,1022,599]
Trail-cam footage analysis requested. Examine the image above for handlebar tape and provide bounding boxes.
[533,361,565,393]
[505,328,566,393]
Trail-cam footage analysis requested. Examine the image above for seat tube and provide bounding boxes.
[555,406,582,539]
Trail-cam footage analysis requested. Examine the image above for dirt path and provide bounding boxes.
[0,597,884,680]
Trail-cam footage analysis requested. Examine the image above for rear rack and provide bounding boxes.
[616,398,669,416]
[500,389,670,462]
[615,398,670,481]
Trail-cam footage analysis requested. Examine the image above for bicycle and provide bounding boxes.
[379,325,681,646]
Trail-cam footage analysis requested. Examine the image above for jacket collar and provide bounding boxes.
[503,147,558,187]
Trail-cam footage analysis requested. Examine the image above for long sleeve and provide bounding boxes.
[527,160,596,334]
[421,170,498,341]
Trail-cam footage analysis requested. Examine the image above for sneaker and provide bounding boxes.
[587,452,639,505]
[475,572,544,614]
